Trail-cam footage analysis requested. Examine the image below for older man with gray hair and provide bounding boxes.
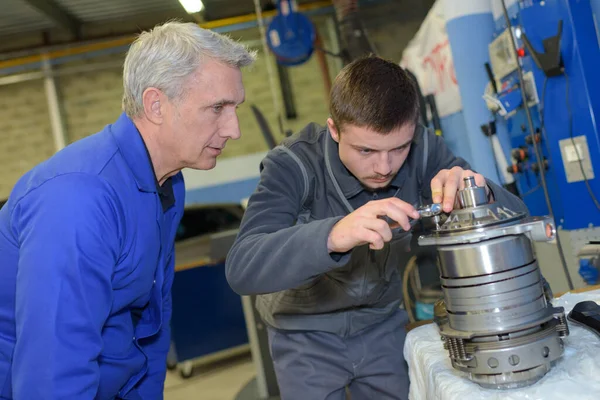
[0,21,255,399]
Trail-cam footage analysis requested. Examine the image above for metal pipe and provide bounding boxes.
[252,0,285,137]
[42,56,67,152]
[500,0,574,290]
[1,0,397,76]
[0,0,343,72]
[325,16,344,73]
[0,60,124,86]
[314,29,333,102]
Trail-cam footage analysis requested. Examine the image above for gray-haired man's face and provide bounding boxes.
[163,58,245,171]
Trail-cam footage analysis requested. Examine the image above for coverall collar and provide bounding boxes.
[110,112,160,193]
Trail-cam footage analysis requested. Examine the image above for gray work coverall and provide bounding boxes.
[226,123,527,399]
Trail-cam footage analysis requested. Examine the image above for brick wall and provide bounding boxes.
[0,79,55,197]
[57,54,125,144]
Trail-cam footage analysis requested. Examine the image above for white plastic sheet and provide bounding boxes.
[403,289,600,400]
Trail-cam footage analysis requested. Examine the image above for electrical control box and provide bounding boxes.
[489,27,519,82]
[559,136,595,183]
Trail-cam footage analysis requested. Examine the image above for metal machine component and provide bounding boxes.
[419,177,569,390]
[457,176,487,208]
[417,203,442,218]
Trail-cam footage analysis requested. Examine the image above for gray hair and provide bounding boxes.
[122,21,257,117]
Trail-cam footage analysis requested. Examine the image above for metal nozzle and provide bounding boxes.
[418,203,443,218]
[464,176,477,188]
[458,176,488,208]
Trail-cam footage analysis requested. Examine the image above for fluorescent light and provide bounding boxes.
[179,0,204,13]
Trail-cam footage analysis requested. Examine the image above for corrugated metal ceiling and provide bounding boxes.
[0,0,56,36]
[0,0,328,53]
[0,0,304,42]
[55,0,187,23]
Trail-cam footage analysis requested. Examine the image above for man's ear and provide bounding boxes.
[327,118,340,143]
[142,87,164,125]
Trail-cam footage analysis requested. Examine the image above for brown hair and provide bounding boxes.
[329,56,419,133]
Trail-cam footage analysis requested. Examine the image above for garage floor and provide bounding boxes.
[164,354,255,400]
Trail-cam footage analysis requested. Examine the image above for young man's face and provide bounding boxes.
[327,118,415,190]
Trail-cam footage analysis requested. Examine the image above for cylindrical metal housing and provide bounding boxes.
[438,235,549,333]
[437,234,534,277]
[418,178,568,390]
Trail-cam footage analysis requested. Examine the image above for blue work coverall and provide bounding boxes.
[0,112,185,399]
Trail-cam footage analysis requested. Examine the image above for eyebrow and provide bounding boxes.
[396,137,415,148]
[353,137,415,151]
[211,98,245,107]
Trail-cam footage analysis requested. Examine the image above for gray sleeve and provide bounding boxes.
[422,128,528,214]
[225,147,351,295]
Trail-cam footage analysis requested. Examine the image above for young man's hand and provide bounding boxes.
[430,166,490,213]
[327,198,420,253]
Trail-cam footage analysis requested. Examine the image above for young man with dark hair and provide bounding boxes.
[226,56,526,399]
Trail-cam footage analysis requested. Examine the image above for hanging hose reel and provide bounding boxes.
[266,0,316,66]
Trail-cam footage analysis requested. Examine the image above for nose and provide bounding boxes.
[224,112,241,140]
[374,152,392,176]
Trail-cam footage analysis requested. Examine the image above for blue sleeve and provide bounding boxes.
[11,174,122,399]
[135,248,174,399]
[226,147,351,296]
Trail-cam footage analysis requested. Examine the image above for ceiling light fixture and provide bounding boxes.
[178,0,204,14]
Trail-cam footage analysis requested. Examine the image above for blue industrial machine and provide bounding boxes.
[484,0,600,288]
